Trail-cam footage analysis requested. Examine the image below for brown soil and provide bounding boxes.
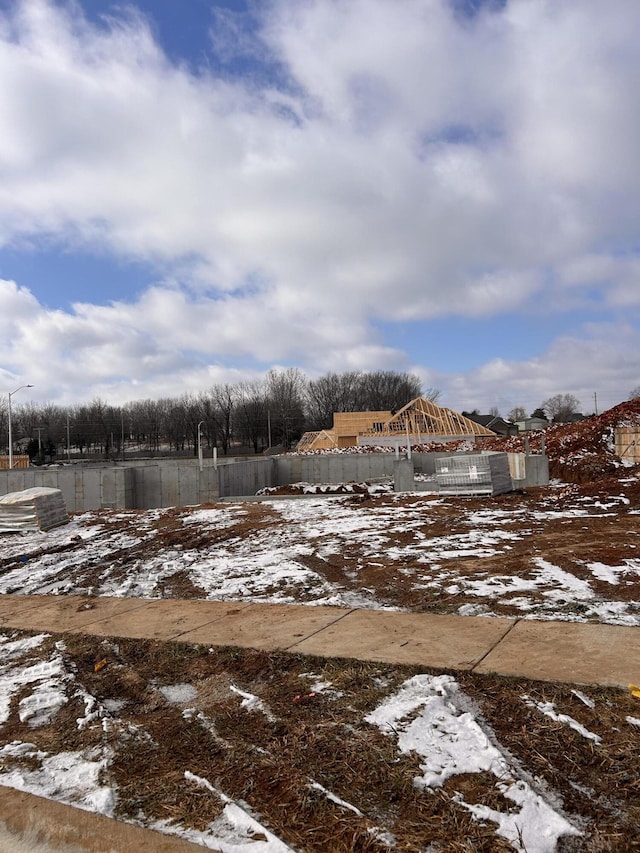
[2,404,640,850]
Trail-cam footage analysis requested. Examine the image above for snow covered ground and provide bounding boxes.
[1,486,639,624]
[1,483,639,850]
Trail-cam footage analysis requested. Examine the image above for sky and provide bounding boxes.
[0,0,639,416]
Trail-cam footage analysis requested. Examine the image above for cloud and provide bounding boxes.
[2,1,639,305]
[0,0,639,408]
[436,321,640,415]
[2,277,637,419]
[0,278,399,402]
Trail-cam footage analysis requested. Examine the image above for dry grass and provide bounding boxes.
[1,631,639,851]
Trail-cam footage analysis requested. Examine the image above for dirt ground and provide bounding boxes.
[3,475,638,622]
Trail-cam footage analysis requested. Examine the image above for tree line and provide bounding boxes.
[505,393,583,424]
[3,375,626,463]
[1,369,432,462]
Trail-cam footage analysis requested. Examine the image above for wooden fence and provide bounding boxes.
[615,427,640,464]
[0,455,30,470]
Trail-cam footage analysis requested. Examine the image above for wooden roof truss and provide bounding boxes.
[296,429,338,450]
[363,397,495,438]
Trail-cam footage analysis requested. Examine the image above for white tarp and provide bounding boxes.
[0,487,69,533]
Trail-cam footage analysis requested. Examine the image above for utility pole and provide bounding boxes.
[594,392,598,416]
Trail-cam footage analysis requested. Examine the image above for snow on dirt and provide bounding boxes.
[367,674,582,853]
[1,483,639,624]
[1,414,639,850]
[0,634,116,817]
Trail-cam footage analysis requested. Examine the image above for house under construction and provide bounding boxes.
[297,397,496,451]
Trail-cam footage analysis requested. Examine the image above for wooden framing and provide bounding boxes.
[295,430,338,451]
[297,398,495,450]
[332,411,391,447]
[361,397,495,439]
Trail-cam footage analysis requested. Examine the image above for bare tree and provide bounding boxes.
[178,393,204,454]
[357,371,423,411]
[210,384,238,455]
[507,406,527,422]
[235,381,268,453]
[541,394,581,423]
[305,371,363,430]
[629,386,640,400]
[0,396,7,455]
[266,368,306,449]
[135,399,165,453]
[197,391,220,454]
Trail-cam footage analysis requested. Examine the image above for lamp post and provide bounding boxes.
[197,421,204,472]
[8,384,34,469]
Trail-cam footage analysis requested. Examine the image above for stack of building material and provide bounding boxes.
[0,487,70,532]
[435,452,513,496]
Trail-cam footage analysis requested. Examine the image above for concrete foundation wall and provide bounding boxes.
[0,451,549,510]
[218,458,275,498]
[275,454,393,486]
[0,461,220,512]
[518,454,549,488]
[394,459,415,492]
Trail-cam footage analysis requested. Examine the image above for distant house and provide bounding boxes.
[515,417,549,433]
[465,414,518,437]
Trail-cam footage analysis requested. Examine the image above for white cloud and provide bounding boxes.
[437,321,640,415]
[2,278,637,415]
[0,0,639,408]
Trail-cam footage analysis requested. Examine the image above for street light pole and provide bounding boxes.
[8,384,34,469]
[197,421,204,472]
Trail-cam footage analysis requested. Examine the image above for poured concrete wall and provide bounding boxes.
[0,461,220,512]
[275,454,392,486]
[218,458,275,498]
[0,451,548,510]
[517,454,549,488]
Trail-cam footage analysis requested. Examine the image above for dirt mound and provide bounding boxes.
[482,399,640,483]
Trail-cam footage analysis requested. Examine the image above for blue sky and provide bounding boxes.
[1,0,639,415]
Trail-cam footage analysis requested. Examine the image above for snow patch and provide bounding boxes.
[366,674,581,852]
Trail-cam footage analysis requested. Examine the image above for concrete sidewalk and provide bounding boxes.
[0,593,638,688]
